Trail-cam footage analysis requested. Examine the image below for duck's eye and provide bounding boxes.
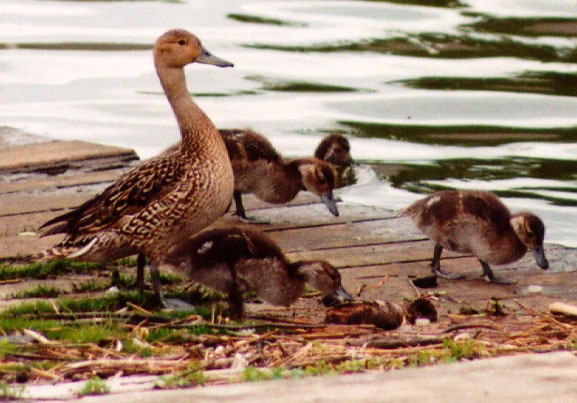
[178,39,186,45]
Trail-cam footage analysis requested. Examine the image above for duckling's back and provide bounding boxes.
[404,190,526,264]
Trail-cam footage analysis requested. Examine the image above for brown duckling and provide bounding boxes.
[222,128,339,221]
[164,226,353,318]
[314,134,353,167]
[403,190,549,284]
[38,29,235,306]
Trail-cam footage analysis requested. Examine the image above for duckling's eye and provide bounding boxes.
[178,39,186,46]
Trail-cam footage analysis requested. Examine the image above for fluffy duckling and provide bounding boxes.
[403,190,549,284]
[314,134,353,167]
[38,29,235,305]
[164,226,353,318]
[222,129,339,221]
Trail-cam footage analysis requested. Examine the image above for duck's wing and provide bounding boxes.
[39,150,187,236]
[220,129,282,164]
[178,227,284,266]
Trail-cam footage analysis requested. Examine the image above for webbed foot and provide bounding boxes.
[480,261,516,285]
[432,268,465,280]
[234,214,270,225]
[483,273,516,285]
[161,298,196,311]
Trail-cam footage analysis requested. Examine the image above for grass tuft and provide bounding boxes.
[77,377,110,397]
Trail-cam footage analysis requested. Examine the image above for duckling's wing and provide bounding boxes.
[40,152,187,236]
[220,129,282,164]
[458,192,510,228]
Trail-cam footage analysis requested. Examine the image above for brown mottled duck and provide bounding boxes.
[38,29,235,305]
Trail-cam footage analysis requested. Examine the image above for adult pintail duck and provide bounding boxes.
[38,29,235,304]
[314,134,353,167]
[403,190,549,284]
[164,226,353,318]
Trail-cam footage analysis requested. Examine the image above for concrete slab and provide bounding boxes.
[23,352,577,402]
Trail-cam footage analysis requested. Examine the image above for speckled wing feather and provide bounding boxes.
[39,150,187,236]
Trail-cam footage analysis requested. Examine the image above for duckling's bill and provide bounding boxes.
[533,245,549,270]
[334,286,354,301]
[196,47,234,68]
[321,190,339,217]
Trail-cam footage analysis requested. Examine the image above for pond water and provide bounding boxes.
[1,0,576,247]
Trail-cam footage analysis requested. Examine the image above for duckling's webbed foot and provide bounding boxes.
[431,244,464,280]
[149,264,195,310]
[235,215,270,225]
[480,261,516,285]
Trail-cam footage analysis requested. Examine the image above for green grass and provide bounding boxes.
[0,381,25,400]
[0,260,107,281]
[11,284,64,299]
[155,363,206,389]
[77,377,110,397]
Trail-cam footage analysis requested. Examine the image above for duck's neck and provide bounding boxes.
[157,66,218,150]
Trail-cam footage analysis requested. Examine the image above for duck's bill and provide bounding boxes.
[197,47,234,68]
[321,191,339,217]
[334,286,354,301]
[533,245,549,270]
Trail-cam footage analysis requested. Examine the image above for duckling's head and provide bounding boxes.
[154,29,233,70]
[511,213,549,270]
[297,159,339,217]
[294,260,353,300]
[315,134,353,167]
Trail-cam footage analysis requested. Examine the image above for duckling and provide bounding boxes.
[222,128,340,221]
[164,226,353,318]
[403,190,549,284]
[38,29,235,305]
[314,134,353,167]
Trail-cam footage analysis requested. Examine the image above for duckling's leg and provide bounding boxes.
[480,260,516,284]
[233,190,270,224]
[135,253,146,291]
[150,263,165,306]
[233,190,248,219]
[149,264,195,310]
[228,287,245,319]
[431,244,464,280]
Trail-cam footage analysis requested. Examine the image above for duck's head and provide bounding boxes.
[315,134,353,167]
[154,29,233,70]
[511,213,549,270]
[297,159,339,217]
[295,260,353,300]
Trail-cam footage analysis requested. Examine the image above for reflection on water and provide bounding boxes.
[1,0,576,246]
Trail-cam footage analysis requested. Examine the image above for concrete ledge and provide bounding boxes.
[22,352,577,402]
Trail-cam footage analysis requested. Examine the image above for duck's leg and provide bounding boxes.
[431,244,464,280]
[233,190,270,224]
[228,286,245,320]
[135,253,146,291]
[480,260,516,284]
